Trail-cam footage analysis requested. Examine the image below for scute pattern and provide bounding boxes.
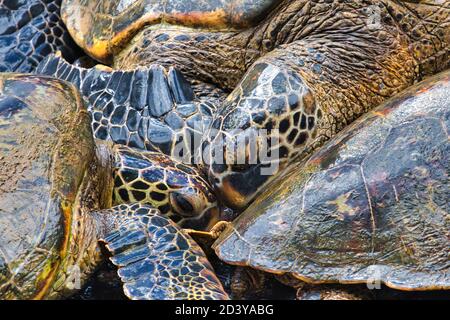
[96,203,229,300]
[36,54,216,162]
[113,145,218,230]
[0,0,81,72]
[200,61,323,207]
[0,74,100,299]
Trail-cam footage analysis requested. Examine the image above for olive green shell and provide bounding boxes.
[0,74,98,299]
[214,71,450,291]
[62,0,281,61]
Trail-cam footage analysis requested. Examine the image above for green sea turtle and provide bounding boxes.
[1,0,449,300]
[0,0,82,72]
[38,0,449,212]
[4,67,445,300]
[60,0,281,63]
[36,56,218,164]
[0,73,228,300]
[124,69,449,299]
[211,70,450,294]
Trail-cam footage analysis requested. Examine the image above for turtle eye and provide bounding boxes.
[169,187,209,218]
[170,191,199,217]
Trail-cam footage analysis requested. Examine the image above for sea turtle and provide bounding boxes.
[4,67,445,300]
[38,0,449,212]
[36,55,219,164]
[0,0,82,72]
[0,1,448,300]
[210,70,450,295]
[0,73,228,300]
[113,69,448,299]
[60,0,282,63]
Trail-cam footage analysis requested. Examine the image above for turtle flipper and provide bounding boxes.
[92,203,229,300]
[0,0,81,73]
[35,53,216,162]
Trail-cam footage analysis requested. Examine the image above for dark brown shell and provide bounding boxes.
[0,74,97,299]
[214,70,450,291]
[62,0,281,62]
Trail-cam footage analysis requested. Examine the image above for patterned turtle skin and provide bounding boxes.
[94,203,228,300]
[113,145,220,230]
[52,0,449,212]
[0,74,228,300]
[213,70,450,291]
[61,0,282,62]
[36,54,217,164]
[36,55,222,230]
[0,0,81,72]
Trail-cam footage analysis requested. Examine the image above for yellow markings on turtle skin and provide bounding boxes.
[33,200,74,300]
[109,12,161,51]
[93,64,113,72]
[166,10,229,30]
[87,40,111,63]
[326,191,358,221]
[33,255,60,300]
[61,6,108,61]
[218,178,247,209]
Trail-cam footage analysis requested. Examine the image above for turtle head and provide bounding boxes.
[199,120,289,211]
[113,146,221,230]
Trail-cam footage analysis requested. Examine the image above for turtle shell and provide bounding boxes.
[61,0,281,62]
[214,70,450,291]
[0,74,101,299]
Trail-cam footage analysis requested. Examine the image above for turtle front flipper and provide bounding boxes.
[0,0,82,72]
[36,53,216,163]
[92,203,229,300]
